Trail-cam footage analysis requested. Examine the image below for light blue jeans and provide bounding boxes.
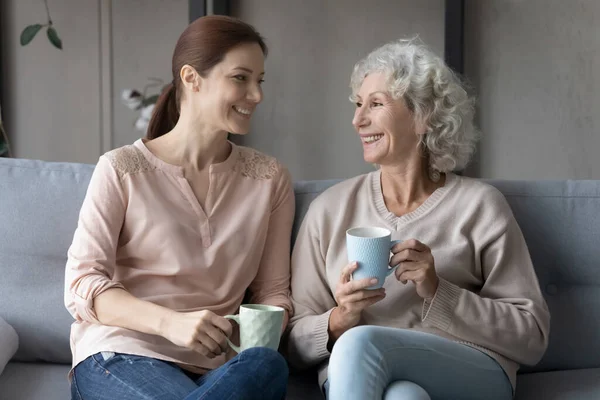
[325,326,513,400]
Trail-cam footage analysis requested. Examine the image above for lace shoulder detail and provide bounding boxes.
[104,145,155,179]
[234,146,280,180]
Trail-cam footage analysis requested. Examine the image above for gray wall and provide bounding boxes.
[232,0,445,181]
[4,1,598,180]
[465,0,600,179]
[110,0,188,149]
[1,0,187,163]
[2,0,102,163]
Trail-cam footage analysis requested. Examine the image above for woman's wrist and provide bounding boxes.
[157,308,178,339]
[327,307,356,348]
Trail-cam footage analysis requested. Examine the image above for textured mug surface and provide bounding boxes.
[224,304,284,353]
[346,227,402,289]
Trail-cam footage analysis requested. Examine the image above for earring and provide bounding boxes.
[428,166,441,183]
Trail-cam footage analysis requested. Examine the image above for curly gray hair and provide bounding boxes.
[350,37,478,172]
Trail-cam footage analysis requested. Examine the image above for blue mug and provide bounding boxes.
[346,227,402,289]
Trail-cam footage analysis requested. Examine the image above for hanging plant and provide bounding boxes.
[20,0,62,50]
[3,0,62,157]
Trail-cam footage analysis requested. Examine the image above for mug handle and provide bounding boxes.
[224,314,241,353]
[386,240,403,276]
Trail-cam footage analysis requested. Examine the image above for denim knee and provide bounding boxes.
[329,326,379,374]
[331,326,379,357]
[384,381,431,400]
[241,347,289,384]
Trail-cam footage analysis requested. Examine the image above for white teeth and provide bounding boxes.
[233,106,252,115]
[363,134,383,143]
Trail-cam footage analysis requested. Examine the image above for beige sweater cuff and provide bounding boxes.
[421,277,461,331]
[313,308,335,360]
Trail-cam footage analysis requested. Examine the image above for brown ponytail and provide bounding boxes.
[146,82,179,140]
[145,16,267,140]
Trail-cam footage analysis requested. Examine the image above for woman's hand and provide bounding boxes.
[161,310,233,358]
[391,239,439,299]
[329,262,386,340]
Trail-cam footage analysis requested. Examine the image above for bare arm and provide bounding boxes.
[93,287,174,337]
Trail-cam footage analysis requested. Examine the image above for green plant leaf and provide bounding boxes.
[47,26,62,50]
[20,24,43,46]
[142,94,159,107]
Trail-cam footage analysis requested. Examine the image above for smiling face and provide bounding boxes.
[182,42,265,135]
[352,72,424,166]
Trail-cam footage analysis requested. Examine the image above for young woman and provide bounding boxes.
[65,16,294,400]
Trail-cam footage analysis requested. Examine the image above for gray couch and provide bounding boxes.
[0,156,599,400]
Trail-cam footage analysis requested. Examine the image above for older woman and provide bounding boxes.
[285,39,550,400]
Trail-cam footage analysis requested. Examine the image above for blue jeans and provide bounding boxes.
[71,347,288,400]
[325,326,513,400]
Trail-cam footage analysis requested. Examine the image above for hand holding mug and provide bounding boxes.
[391,239,439,299]
[162,310,232,358]
[224,304,285,353]
[332,261,387,330]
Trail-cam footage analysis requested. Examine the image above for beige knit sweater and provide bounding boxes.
[285,172,550,390]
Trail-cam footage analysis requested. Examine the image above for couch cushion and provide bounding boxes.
[292,179,340,246]
[0,362,71,400]
[287,371,324,400]
[515,368,600,400]
[2,363,596,400]
[0,158,94,363]
[489,179,600,373]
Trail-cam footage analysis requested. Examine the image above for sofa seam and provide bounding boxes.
[0,164,91,176]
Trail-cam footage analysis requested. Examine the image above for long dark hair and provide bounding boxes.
[146,16,268,140]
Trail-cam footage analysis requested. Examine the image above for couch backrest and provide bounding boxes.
[1,158,599,373]
[483,179,600,373]
[0,158,95,364]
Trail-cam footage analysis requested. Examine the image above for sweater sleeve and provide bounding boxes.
[248,166,295,316]
[284,202,338,370]
[422,193,551,366]
[64,156,127,324]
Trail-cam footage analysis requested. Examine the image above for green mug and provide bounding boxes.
[225,304,285,353]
